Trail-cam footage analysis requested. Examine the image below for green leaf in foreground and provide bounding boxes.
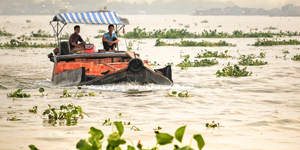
[76,139,93,150]
[156,133,174,145]
[114,121,124,137]
[175,125,186,143]
[29,145,39,150]
[193,134,205,150]
[107,132,126,148]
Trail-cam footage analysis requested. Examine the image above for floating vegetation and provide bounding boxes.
[259,52,266,58]
[0,39,57,48]
[61,89,97,98]
[176,55,218,69]
[201,20,208,23]
[166,90,192,97]
[206,121,220,128]
[98,29,106,33]
[42,103,89,126]
[29,106,38,114]
[39,87,48,97]
[31,30,53,37]
[7,116,22,121]
[283,50,290,54]
[252,39,300,46]
[155,39,236,47]
[121,27,300,39]
[7,89,31,98]
[238,54,268,66]
[292,54,300,61]
[263,26,277,30]
[27,124,203,150]
[149,61,160,66]
[60,32,70,39]
[26,19,31,23]
[0,28,14,36]
[216,62,252,77]
[60,89,72,98]
[102,118,131,126]
[184,24,190,28]
[195,50,231,58]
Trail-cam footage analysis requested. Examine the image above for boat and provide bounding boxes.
[48,11,173,86]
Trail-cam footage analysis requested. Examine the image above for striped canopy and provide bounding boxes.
[54,12,123,25]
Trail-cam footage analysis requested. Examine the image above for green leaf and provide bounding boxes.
[29,145,39,150]
[193,134,205,150]
[156,133,174,145]
[107,132,126,147]
[76,139,93,150]
[114,121,124,137]
[39,88,44,93]
[127,145,136,150]
[175,125,186,143]
[172,91,177,94]
[88,127,104,140]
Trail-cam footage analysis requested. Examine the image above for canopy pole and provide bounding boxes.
[50,20,66,54]
[115,24,119,51]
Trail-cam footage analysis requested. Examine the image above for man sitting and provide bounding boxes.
[102,24,119,51]
[69,25,86,54]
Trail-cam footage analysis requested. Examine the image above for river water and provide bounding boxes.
[0,15,299,150]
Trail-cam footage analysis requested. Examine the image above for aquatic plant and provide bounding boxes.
[176,55,218,69]
[0,39,57,48]
[121,27,300,39]
[149,61,160,66]
[0,28,14,36]
[252,39,300,46]
[29,124,205,150]
[7,89,31,98]
[102,118,131,126]
[238,54,268,66]
[258,52,266,58]
[98,29,106,33]
[7,116,22,121]
[60,32,70,40]
[166,90,192,97]
[42,103,89,126]
[292,54,300,61]
[206,121,220,128]
[216,63,252,77]
[39,87,48,97]
[60,89,72,98]
[155,39,236,47]
[263,26,277,30]
[195,50,231,58]
[283,50,290,54]
[29,106,38,114]
[201,20,208,23]
[31,30,53,37]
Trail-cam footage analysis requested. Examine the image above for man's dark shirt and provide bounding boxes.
[69,33,83,50]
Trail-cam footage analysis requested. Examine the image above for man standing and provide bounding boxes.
[69,25,86,54]
[102,24,119,51]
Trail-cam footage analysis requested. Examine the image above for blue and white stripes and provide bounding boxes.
[55,12,123,25]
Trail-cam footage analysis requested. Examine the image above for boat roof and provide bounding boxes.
[53,12,123,25]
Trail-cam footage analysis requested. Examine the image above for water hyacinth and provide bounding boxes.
[155,39,236,47]
[116,27,300,39]
[195,50,231,58]
[252,39,300,46]
[216,62,252,77]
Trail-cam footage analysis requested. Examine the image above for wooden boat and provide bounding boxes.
[48,11,172,86]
